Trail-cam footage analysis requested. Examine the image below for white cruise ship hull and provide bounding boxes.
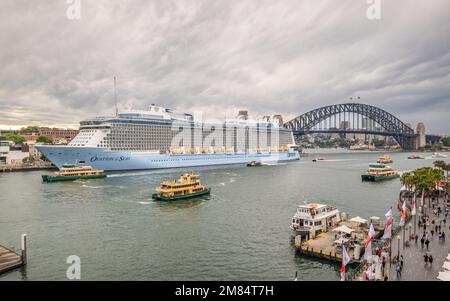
[36,146,300,171]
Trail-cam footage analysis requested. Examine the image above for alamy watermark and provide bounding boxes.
[169,111,282,154]
[66,0,81,20]
[66,255,81,280]
[366,0,381,20]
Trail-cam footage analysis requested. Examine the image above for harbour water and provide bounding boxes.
[0,151,448,281]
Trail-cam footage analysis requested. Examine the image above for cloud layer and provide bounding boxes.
[0,0,449,133]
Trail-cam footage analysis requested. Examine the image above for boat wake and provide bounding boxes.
[81,184,111,189]
[138,201,152,205]
[107,171,157,178]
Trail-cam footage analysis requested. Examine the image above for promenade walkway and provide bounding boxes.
[388,197,450,281]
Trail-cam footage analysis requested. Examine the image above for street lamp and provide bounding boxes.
[409,224,412,241]
[397,235,401,259]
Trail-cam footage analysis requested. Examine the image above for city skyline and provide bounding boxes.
[1,1,449,133]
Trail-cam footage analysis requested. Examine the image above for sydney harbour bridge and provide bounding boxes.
[283,103,440,150]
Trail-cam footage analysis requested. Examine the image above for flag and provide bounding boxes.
[340,245,350,281]
[364,223,376,259]
[411,193,416,216]
[399,201,407,227]
[382,208,393,239]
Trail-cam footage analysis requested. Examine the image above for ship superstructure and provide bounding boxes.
[37,105,300,171]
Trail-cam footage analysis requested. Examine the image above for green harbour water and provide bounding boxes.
[0,151,448,281]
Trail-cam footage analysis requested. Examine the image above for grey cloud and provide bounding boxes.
[0,0,449,133]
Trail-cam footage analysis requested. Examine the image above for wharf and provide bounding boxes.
[295,220,383,263]
[0,164,56,173]
[0,245,23,275]
[0,235,27,275]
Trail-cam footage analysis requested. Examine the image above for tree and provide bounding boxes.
[36,135,53,144]
[22,156,36,164]
[2,133,25,145]
[433,160,446,171]
[443,137,450,147]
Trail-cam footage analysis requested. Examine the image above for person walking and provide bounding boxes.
[431,229,435,237]
[425,238,430,250]
[429,255,433,266]
[442,231,446,242]
[400,256,404,271]
[396,263,402,277]
[424,254,429,267]
[435,225,439,233]
[415,234,418,244]
[420,236,425,249]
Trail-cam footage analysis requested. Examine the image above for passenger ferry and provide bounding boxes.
[408,155,425,160]
[247,161,268,167]
[290,203,341,237]
[152,172,210,201]
[377,155,393,164]
[312,157,327,162]
[36,105,300,171]
[361,163,400,182]
[431,152,448,158]
[42,164,106,183]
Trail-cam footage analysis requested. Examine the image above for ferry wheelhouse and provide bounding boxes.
[290,203,341,237]
[152,172,210,201]
[361,163,399,182]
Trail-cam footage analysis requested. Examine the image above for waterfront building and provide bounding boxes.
[0,136,9,164]
[39,129,79,143]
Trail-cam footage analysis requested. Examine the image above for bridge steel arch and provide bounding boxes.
[284,103,417,150]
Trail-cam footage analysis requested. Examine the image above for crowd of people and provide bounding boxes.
[394,192,450,279]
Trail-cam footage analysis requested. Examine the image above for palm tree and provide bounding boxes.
[443,162,450,180]
[433,160,446,171]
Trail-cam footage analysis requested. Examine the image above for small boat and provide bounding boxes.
[42,164,106,183]
[431,152,448,158]
[247,161,268,167]
[290,203,341,237]
[152,172,210,201]
[377,155,393,164]
[361,163,400,182]
[312,157,327,162]
[408,155,425,160]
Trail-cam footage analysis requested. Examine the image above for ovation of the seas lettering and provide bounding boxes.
[90,156,131,162]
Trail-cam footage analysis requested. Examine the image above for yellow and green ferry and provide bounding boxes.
[152,172,211,201]
[42,164,106,183]
[361,163,400,182]
[377,154,393,164]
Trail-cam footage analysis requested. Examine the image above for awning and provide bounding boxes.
[443,261,450,271]
[333,238,350,245]
[437,271,450,281]
[349,216,368,224]
[332,225,355,234]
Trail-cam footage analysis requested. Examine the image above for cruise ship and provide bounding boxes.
[36,105,300,171]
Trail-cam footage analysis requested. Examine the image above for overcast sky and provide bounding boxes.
[0,0,449,133]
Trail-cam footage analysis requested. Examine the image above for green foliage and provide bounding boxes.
[36,135,53,144]
[1,133,25,145]
[19,126,58,134]
[442,137,450,147]
[22,156,36,164]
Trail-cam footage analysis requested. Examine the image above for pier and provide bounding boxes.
[295,219,383,264]
[0,163,56,173]
[0,234,27,275]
